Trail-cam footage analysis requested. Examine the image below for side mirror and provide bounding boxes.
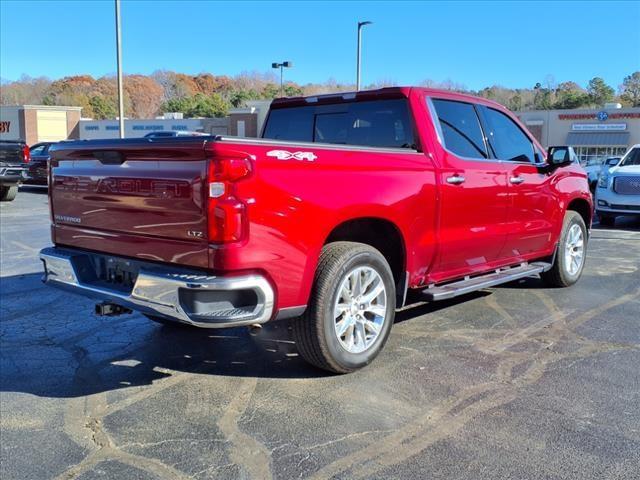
[606,158,619,166]
[547,146,576,166]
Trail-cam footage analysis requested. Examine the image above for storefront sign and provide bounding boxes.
[79,118,205,139]
[572,123,627,131]
[0,107,21,141]
[559,112,640,120]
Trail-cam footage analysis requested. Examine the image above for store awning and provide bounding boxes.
[566,132,629,146]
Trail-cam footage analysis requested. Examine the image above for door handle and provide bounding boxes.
[509,176,525,184]
[446,174,465,185]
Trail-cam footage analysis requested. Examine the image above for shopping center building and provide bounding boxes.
[517,106,640,165]
[0,101,272,143]
[0,105,82,145]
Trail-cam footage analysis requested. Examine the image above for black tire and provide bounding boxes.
[145,314,193,328]
[0,186,18,202]
[597,213,616,227]
[541,211,588,288]
[292,242,396,374]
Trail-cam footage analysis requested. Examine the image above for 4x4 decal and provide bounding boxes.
[266,150,317,162]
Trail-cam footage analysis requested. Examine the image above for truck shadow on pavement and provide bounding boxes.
[1,272,495,399]
[592,215,640,233]
[17,185,48,195]
[0,273,320,398]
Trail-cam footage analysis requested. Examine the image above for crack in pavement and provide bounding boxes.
[53,332,200,479]
[57,389,193,480]
[58,367,273,479]
[306,287,640,479]
[217,377,273,480]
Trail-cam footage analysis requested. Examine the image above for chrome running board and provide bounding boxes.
[420,262,552,301]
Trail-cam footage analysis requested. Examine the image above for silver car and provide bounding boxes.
[595,145,640,226]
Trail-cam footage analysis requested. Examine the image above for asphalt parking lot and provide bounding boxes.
[1,187,639,480]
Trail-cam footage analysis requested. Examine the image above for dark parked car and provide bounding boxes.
[25,142,56,185]
[0,140,29,201]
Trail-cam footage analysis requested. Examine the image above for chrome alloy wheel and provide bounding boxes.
[564,224,585,276]
[333,266,387,354]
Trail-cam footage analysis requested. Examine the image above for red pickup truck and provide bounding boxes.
[40,87,592,373]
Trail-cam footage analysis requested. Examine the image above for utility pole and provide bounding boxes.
[356,21,372,91]
[115,0,125,138]
[272,61,293,97]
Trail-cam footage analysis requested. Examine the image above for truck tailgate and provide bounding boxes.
[49,138,210,268]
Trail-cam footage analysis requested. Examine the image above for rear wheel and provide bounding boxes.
[292,242,395,373]
[598,213,616,227]
[0,186,18,202]
[542,211,587,287]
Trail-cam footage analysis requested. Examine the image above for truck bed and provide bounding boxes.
[48,134,431,308]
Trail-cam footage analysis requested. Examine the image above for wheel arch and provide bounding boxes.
[323,216,408,306]
[566,197,592,233]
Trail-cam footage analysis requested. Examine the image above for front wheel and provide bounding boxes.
[292,242,396,373]
[541,211,587,287]
[0,185,18,201]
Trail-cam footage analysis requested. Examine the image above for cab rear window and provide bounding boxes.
[263,99,415,149]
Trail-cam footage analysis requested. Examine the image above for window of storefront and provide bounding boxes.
[573,146,628,166]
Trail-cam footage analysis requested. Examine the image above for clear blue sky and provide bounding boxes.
[1,0,639,90]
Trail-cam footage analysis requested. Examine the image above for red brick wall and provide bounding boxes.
[525,124,543,144]
[23,109,38,146]
[66,110,81,139]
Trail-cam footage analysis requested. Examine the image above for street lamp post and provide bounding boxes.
[356,21,372,91]
[115,0,124,138]
[271,61,293,97]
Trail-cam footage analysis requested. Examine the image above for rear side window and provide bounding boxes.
[431,99,488,159]
[482,107,535,163]
[263,107,314,142]
[263,99,415,149]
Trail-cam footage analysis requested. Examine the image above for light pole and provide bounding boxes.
[115,0,124,138]
[356,21,372,91]
[271,61,293,97]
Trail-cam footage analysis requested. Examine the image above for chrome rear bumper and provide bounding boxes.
[40,247,274,328]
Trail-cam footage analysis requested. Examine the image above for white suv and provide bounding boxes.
[595,144,640,226]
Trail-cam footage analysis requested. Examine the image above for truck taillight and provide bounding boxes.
[23,145,30,163]
[207,156,252,243]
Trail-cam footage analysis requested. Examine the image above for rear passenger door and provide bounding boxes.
[478,106,555,260]
[427,98,513,283]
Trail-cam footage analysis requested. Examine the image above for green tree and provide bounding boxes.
[619,71,640,107]
[508,94,522,111]
[227,89,260,107]
[160,93,228,118]
[261,83,280,99]
[89,95,117,119]
[533,83,553,110]
[189,93,229,118]
[587,77,615,106]
[554,81,590,109]
[283,84,304,97]
[160,96,193,114]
